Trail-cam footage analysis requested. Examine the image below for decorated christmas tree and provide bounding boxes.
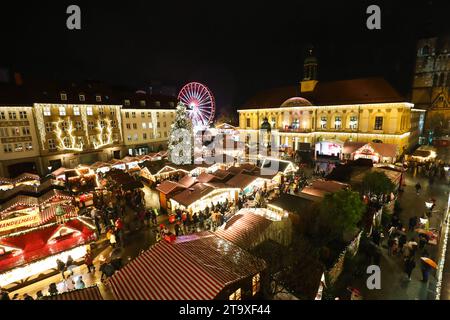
[168,102,194,164]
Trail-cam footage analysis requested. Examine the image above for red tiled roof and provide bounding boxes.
[171,183,215,207]
[156,181,185,195]
[178,175,196,188]
[226,173,258,190]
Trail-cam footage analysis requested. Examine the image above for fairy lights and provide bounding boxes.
[55,119,83,152]
[93,118,113,149]
[435,193,450,300]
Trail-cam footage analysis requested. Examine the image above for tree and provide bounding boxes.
[168,103,193,164]
[318,190,366,243]
[361,171,395,203]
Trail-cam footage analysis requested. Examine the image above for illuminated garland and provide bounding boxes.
[114,106,123,143]
[33,104,47,150]
[93,118,113,149]
[435,193,450,300]
[55,120,83,152]
[80,105,89,145]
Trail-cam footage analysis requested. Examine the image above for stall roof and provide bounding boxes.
[344,142,398,158]
[309,180,349,193]
[178,175,196,188]
[156,181,186,195]
[105,170,143,190]
[211,169,233,182]
[171,183,215,207]
[138,160,168,175]
[44,286,103,300]
[268,193,317,214]
[51,167,67,177]
[351,167,403,185]
[0,195,39,217]
[197,172,217,183]
[38,189,72,205]
[226,173,258,190]
[108,232,265,300]
[215,213,273,250]
[12,172,40,184]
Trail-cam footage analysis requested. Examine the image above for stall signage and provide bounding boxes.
[0,212,41,233]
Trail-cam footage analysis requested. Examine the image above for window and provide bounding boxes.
[148,122,153,129]
[63,137,70,146]
[61,121,68,131]
[44,107,51,116]
[14,143,23,152]
[143,133,147,140]
[3,144,12,153]
[133,123,137,129]
[0,111,5,119]
[87,106,93,116]
[126,123,131,129]
[142,123,147,129]
[156,112,160,117]
[125,112,130,118]
[73,106,80,116]
[75,121,83,131]
[8,112,17,120]
[11,127,20,136]
[25,142,33,151]
[132,112,136,118]
[154,101,160,107]
[163,122,167,128]
[79,94,85,102]
[124,99,131,106]
[113,133,119,142]
[140,100,146,107]
[111,120,117,128]
[102,134,108,142]
[334,116,342,129]
[22,127,31,135]
[229,288,242,300]
[127,135,132,142]
[110,109,116,117]
[246,118,251,127]
[148,112,152,117]
[374,117,383,130]
[77,137,84,146]
[169,102,175,107]
[100,120,106,128]
[149,132,154,139]
[164,132,167,138]
[141,112,145,118]
[19,111,27,119]
[0,128,8,137]
[45,122,53,133]
[133,134,138,141]
[99,107,105,116]
[349,116,358,130]
[320,116,327,129]
[48,139,56,150]
[88,121,95,130]
[96,95,102,102]
[59,106,66,116]
[157,122,160,128]
[60,93,67,101]
[252,273,261,296]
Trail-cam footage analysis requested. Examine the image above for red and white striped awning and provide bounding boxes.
[34,205,78,226]
[108,232,265,300]
[0,195,39,217]
[215,213,272,250]
[38,189,73,206]
[45,286,103,300]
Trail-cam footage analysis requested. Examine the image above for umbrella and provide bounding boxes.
[421,257,438,269]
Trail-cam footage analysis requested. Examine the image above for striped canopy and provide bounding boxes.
[45,286,103,300]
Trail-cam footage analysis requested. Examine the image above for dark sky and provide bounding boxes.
[0,0,448,114]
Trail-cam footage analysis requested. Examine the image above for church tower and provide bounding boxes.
[300,45,319,93]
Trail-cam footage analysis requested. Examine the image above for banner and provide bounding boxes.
[0,212,41,233]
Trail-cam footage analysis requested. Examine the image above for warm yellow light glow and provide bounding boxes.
[93,119,113,149]
[55,119,83,152]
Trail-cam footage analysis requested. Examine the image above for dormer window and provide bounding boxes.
[79,94,85,102]
[154,101,160,107]
[124,99,131,106]
[96,95,102,102]
[60,93,67,101]
[140,100,146,107]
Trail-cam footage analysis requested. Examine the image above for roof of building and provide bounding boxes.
[156,180,185,195]
[44,286,103,300]
[344,142,398,158]
[108,232,265,300]
[171,183,215,207]
[268,193,317,213]
[225,173,258,190]
[280,97,313,107]
[178,175,197,188]
[240,77,405,109]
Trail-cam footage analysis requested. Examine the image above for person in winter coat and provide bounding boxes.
[109,232,117,248]
[56,259,66,279]
[84,251,95,273]
[421,260,432,283]
[404,257,416,281]
[48,283,58,296]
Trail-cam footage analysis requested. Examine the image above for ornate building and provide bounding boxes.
[412,35,450,137]
[238,50,425,162]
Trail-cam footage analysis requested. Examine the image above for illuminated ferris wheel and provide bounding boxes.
[178,82,215,127]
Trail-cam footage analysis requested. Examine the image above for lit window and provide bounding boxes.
[19,111,27,119]
[124,99,131,106]
[3,144,13,153]
[132,112,136,118]
[22,127,31,135]
[14,143,23,152]
[349,116,358,130]
[99,107,105,116]
[87,106,93,116]
[320,116,327,129]
[148,122,153,129]
[229,288,242,300]
[96,95,102,102]
[44,107,51,116]
[63,137,70,146]
[75,121,83,130]
[8,112,17,120]
[142,123,147,129]
[334,116,342,129]
[79,94,85,102]
[25,142,33,151]
[149,132,154,139]
[140,100,146,107]
[48,139,56,150]
[100,120,106,128]
[156,132,161,138]
[133,134,138,141]
[374,117,383,130]
[60,93,67,101]
[77,137,84,146]
[125,112,130,118]
[0,111,5,119]
[143,133,147,140]
[59,106,66,116]
[154,101,160,107]
[88,121,95,130]
[11,127,20,136]
[73,106,80,116]
[252,273,261,296]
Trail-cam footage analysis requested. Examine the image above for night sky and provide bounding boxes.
[0,0,448,114]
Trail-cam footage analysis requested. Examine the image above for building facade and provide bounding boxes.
[411,35,450,137]
[119,91,177,156]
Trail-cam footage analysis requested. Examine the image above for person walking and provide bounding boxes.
[415,182,422,195]
[84,251,95,273]
[109,232,117,248]
[421,259,432,283]
[404,257,416,281]
[56,259,66,279]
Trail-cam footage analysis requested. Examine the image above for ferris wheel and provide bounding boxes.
[178,82,215,127]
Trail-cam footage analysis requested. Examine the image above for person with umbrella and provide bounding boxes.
[420,257,436,283]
